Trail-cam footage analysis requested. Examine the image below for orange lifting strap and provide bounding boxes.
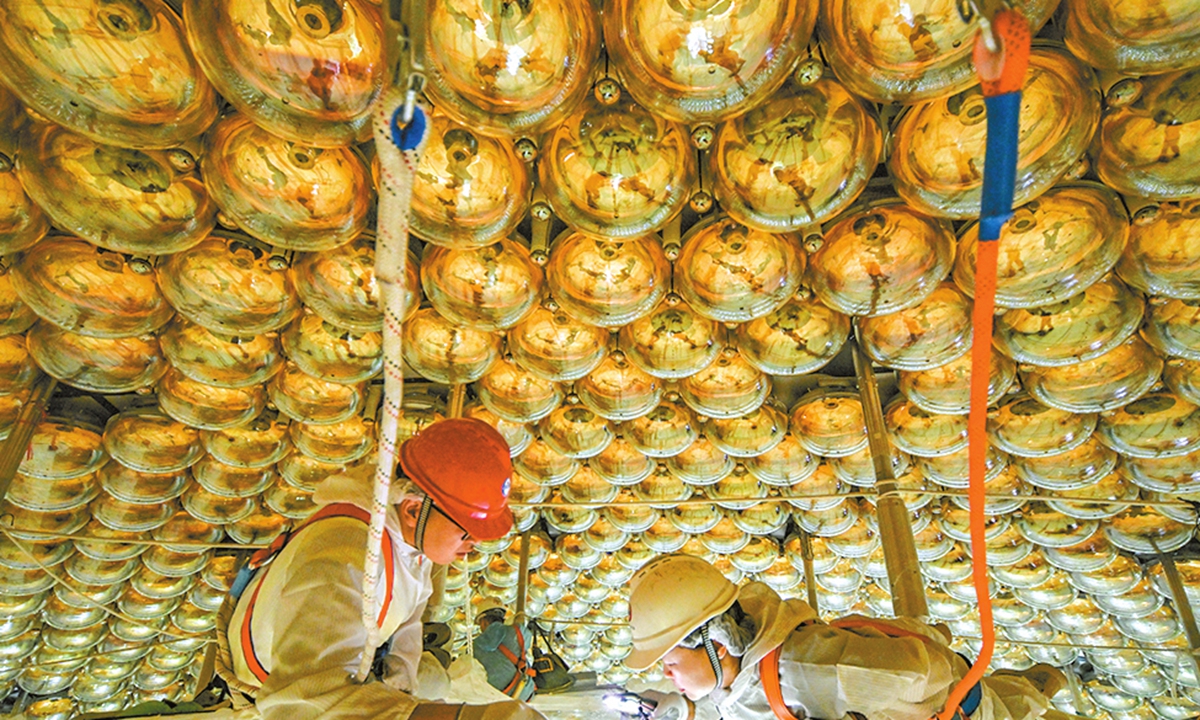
[497,627,537,697]
[240,503,397,683]
[761,618,982,720]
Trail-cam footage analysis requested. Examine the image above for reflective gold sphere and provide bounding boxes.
[673,215,804,322]
[993,275,1144,367]
[410,114,530,248]
[1064,0,1200,75]
[711,78,882,229]
[157,367,266,430]
[540,89,695,237]
[103,409,203,474]
[679,351,770,419]
[157,236,300,335]
[202,114,371,251]
[1022,336,1163,414]
[27,322,167,393]
[0,0,218,148]
[546,231,670,327]
[603,0,816,123]
[281,313,381,385]
[421,238,543,331]
[735,294,849,375]
[1117,199,1200,300]
[476,356,562,423]
[809,201,956,317]
[400,307,499,388]
[292,238,419,334]
[160,318,283,389]
[955,184,1129,310]
[619,297,723,379]
[18,124,214,255]
[184,0,382,146]
[856,283,972,371]
[12,237,174,338]
[507,306,608,382]
[819,0,1058,103]
[268,361,363,425]
[898,348,1017,415]
[987,394,1096,458]
[423,0,598,137]
[890,46,1101,219]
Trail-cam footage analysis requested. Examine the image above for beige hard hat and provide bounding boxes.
[475,597,506,617]
[626,554,738,670]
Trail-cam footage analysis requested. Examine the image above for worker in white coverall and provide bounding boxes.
[625,555,1070,720]
[158,418,546,720]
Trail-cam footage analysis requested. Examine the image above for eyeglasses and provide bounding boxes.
[432,502,471,541]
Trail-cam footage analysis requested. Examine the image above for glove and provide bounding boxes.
[456,700,549,720]
[642,690,692,720]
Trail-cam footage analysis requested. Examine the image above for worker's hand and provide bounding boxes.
[641,690,692,720]
[456,700,549,720]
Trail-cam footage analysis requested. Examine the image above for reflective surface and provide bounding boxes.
[541,88,695,238]
[203,114,371,251]
[424,0,597,137]
[604,0,816,123]
[1094,69,1200,200]
[711,77,882,230]
[674,215,804,322]
[18,125,215,255]
[890,46,1101,219]
[821,0,1058,103]
[184,0,382,146]
[809,201,956,317]
[0,0,218,147]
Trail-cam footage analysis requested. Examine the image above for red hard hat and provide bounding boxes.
[399,417,514,541]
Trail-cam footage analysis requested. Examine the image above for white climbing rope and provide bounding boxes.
[354,88,428,683]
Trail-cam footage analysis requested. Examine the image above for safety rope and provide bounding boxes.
[940,8,1031,720]
[354,90,428,683]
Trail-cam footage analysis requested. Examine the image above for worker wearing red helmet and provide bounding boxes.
[210,418,546,720]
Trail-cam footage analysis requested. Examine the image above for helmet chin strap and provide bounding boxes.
[413,496,433,554]
[700,623,723,692]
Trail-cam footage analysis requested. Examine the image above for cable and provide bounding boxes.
[0,524,203,642]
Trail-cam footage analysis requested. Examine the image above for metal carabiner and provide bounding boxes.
[957,0,1005,54]
[382,0,427,125]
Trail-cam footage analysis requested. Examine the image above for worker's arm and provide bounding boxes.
[777,618,959,720]
[382,594,431,694]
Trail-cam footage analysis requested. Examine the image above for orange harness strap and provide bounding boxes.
[760,619,962,720]
[240,503,397,683]
[498,627,536,696]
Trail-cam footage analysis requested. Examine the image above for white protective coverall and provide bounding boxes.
[225,467,435,719]
[146,467,445,720]
[689,582,1052,720]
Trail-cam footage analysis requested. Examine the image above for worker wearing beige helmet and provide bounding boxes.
[625,554,1066,720]
[140,419,547,720]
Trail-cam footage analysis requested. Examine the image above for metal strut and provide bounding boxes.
[851,338,928,620]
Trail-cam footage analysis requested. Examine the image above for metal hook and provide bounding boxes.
[957,0,1002,54]
[383,0,428,125]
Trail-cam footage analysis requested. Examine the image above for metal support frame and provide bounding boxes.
[0,378,57,501]
[851,339,928,620]
[514,527,532,626]
[799,528,820,615]
[1151,539,1200,676]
